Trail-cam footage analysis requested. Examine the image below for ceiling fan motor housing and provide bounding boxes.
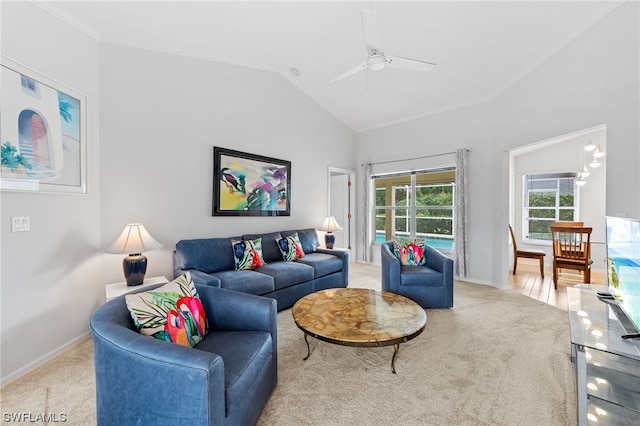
[368,53,386,71]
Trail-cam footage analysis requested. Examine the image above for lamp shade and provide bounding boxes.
[593,145,605,158]
[106,223,163,255]
[319,216,343,233]
[319,216,343,249]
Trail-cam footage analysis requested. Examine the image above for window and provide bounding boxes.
[523,172,578,242]
[374,169,455,251]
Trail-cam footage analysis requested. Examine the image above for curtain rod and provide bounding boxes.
[365,148,470,166]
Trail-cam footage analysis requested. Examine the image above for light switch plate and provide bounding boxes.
[11,216,22,232]
[11,216,30,232]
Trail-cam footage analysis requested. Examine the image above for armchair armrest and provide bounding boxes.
[195,285,278,345]
[424,245,454,281]
[381,242,401,293]
[196,285,278,388]
[424,245,447,272]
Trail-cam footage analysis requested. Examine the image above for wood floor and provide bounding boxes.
[509,259,605,311]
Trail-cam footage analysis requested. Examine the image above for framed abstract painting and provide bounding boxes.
[0,57,87,194]
[213,147,291,216]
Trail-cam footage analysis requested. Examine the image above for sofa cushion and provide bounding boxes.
[256,262,314,290]
[400,265,444,287]
[232,238,266,270]
[210,270,275,296]
[242,232,282,263]
[393,237,426,266]
[282,228,319,254]
[175,238,237,273]
[276,232,305,261]
[295,252,343,278]
[195,330,272,419]
[125,272,208,347]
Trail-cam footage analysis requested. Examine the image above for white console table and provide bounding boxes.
[567,286,640,425]
[105,276,169,301]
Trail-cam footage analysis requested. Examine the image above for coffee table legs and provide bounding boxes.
[300,332,401,374]
[391,343,399,374]
[302,333,311,361]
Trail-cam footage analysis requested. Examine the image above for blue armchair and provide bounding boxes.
[90,284,277,425]
[381,241,454,308]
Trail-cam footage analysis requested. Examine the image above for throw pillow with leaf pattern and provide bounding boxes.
[125,272,208,347]
[276,232,305,261]
[392,237,427,266]
[232,238,266,270]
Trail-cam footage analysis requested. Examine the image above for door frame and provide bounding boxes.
[328,166,356,253]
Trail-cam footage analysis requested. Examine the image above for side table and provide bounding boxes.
[105,276,169,301]
[567,286,640,425]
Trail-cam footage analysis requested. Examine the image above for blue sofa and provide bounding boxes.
[173,228,349,311]
[90,284,277,426]
[381,241,454,308]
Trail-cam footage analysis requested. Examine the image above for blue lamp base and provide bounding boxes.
[324,232,336,249]
[123,253,147,286]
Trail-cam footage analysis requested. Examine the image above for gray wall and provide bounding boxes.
[357,2,639,287]
[1,3,356,383]
[98,43,356,284]
[1,2,102,382]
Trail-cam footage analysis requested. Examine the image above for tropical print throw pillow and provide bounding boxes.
[232,238,266,270]
[277,232,305,261]
[392,237,426,266]
[125,272,208,347]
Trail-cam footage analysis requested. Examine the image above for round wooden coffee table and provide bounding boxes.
[292,287,427,373]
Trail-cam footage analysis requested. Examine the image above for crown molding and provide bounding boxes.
[30,0,101,40]
[30,0,279,73]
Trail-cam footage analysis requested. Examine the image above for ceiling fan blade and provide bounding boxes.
[361,10,383,55]
[387,55,436,72]
[330,63,367,83]
[366,65,370,97]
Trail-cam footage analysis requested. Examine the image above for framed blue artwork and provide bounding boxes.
[0,57,87,194]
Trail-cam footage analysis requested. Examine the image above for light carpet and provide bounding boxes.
[0,263,576,425]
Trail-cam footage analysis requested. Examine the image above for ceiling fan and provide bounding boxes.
[330,10,436,84]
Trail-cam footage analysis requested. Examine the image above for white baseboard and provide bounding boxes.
[1,331,90,387]
[456,277,498,287]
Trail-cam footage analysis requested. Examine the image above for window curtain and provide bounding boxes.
[454,149,469,278]
[361,162,373,263]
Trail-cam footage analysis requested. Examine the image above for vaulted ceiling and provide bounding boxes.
[40,1,624,132]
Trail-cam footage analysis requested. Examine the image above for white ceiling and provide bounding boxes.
[40,1,624,133]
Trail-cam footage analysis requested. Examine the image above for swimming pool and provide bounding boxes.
[375,233,454,251]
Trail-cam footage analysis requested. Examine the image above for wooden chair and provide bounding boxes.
[550,226,593,288]
[552,221,584,227]
[509,225,545,278]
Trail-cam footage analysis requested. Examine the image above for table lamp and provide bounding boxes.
[106,223,164,286]
[319,216,343,249]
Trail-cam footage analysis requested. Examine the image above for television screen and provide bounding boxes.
[605,216,640,333]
